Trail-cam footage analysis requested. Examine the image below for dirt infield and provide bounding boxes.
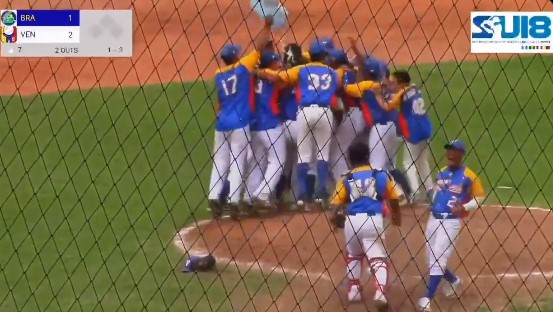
[176,205,553,311]
[0,0,547,95]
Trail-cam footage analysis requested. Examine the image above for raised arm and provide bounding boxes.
[348,37,368,81]
[254,17,274,51]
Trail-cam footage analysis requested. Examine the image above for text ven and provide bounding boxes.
[20,31,36,38]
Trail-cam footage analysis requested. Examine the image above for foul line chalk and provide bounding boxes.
[173,205,551,283]
[172,219,332,281]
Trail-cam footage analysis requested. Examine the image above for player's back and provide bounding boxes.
[280,87,298,121]
[251,77,281,131]
[361,83,396,125]
[344,166,389,215]
[398,86,432,143]
[339,69,361,109]
[214,64,254,131]
[296,64,339,107]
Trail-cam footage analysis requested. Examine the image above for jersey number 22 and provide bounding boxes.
[348,178,378,201]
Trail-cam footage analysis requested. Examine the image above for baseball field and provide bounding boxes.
[1,0,552,311]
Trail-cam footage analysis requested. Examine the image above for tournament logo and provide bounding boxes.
[1,11,17,43]
[1,11,17,26]
[471,12,553,53]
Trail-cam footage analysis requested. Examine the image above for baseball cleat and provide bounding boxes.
[347,285,362,302]
[208,199,223,219]
[252,197,276,210]
[374,299,389,312]
[417,297,431,311]
[442,277,462,298]
[228,203,240,221]
[242,201,259,217]
[374,291,388,311]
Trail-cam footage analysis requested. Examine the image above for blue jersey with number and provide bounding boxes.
[432,166,482,215]
[361,89,396,126]
[214,65,254,131]
[251,78,281,131]
[296,64,339,107]
[280,87,298,121]
[339,166,391,215]
[396,86,432,144]
[340,69,361,109]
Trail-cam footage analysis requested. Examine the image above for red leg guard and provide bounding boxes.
[369,257,388,294]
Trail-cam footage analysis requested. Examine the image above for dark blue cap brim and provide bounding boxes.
[444,144,465,153]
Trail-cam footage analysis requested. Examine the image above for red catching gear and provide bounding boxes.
[369,257,389,294]
[348,278,361,291]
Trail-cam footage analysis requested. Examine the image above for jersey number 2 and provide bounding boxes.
[308,73,332,91]
[221,75,238,96]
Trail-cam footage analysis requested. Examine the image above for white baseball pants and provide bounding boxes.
[208,126,250,203]
[369,121,400,171]
[404,141,434,195]
[329,107,365,183]
[244,126,285,201]
[345,213,389,297]
[425,215,462,275]
[296,106,334,163]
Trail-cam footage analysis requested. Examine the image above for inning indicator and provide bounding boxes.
[1,10,132,57]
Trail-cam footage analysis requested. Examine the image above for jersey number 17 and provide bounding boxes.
[221,75,238,96]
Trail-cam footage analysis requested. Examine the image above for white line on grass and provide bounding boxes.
[173,205,551,283]
[172,219,332,281]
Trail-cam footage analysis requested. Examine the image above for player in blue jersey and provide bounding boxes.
[207,16,273,220]
[330,142,401,309]
[327,49,366,185]
[379,70,434,203]
[275,43,317,203]
[258,39,342,209]
[243,51,286,212]
[418,140,484,311]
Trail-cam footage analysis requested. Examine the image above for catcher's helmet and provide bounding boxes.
[182,254,216,273]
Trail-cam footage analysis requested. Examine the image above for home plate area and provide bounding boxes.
[177,205,553,311]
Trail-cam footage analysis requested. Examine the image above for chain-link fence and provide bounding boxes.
[1,0,553,311]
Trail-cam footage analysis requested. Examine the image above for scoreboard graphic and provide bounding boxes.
[0,9,132,57]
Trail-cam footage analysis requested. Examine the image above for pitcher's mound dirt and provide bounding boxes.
[179,205,553,311]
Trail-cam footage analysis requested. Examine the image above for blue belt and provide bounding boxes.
[347,211,378,216]
[432,212,459,220]
[301,104,328,108]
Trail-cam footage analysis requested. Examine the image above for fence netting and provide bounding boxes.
[1,0,553,311]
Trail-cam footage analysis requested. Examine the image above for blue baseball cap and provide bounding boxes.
[309,41,326,55]
[182,254,216,273]
[328,49,349,65]
[318,36,335,50]
[260,51,281,68]
[220,44,241,61]
[445,139,466,154]
[364,58,386,81]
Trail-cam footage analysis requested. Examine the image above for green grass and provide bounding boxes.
[0,55,552,311]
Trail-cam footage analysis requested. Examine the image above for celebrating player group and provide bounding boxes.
[207,16,485,311]
[208,16,433,218]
